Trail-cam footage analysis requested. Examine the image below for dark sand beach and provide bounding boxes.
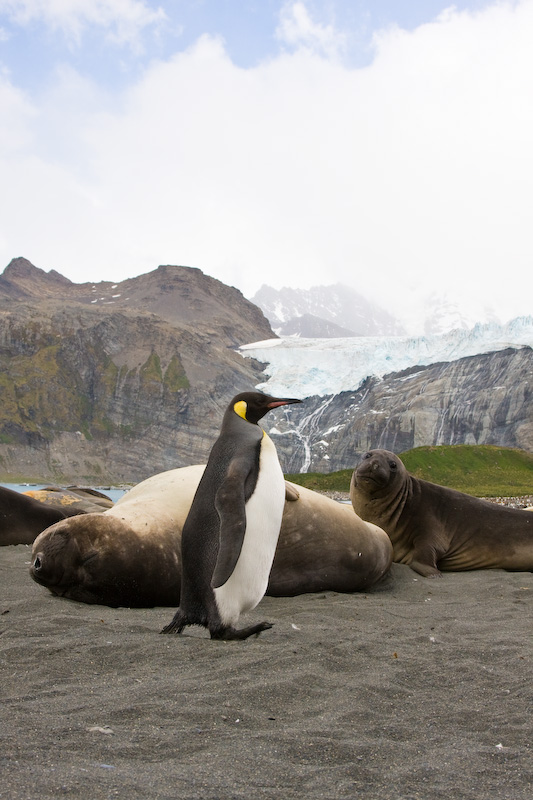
[1,544,532,799]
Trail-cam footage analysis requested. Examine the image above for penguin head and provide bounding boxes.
[231,392,301,424]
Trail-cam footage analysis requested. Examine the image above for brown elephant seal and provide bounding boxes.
[24,486,113,514]
[30,466,392,607]
[0,485,74,546]
[350,449,533,577]
[268,481,392,596]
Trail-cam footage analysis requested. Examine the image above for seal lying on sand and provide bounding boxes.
[23,486,113,514]
[30,465,392,607]
[0,485,113,546]
[0,486,74,546]
[350,449,533,577]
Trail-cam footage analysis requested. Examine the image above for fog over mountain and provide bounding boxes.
[251,283,501,338]
[251,284,406,337]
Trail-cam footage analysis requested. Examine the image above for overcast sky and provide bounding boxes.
[1,0,531,323]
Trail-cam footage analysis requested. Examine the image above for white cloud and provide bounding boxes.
[276,1,347,60]
[0,74,36,153]
[0,1,532,325]
[0,0,167,48]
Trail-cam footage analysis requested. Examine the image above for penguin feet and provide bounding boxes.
[210,621,273,641]
[160,612,273,640]
[160,610,187,634]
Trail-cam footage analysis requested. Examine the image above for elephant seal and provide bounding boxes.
[268,481,392,596]
[30,465,392,607]
[350,449,533,577]
[0,485,75,546]
[24,486,113,514]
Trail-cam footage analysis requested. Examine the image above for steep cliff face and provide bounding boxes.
[0,259,271,483]
[269,347,533,473]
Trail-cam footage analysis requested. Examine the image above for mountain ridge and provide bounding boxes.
[1,257,273,348]
[0,257,530,482]
[251,282,406,337]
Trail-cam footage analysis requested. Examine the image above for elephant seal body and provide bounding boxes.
[1,485,112,547]
[350,449,533,577]
[268,481,392,595]
[30,466,203,607]
[0,485,73,546]
[24,486,113,515]
[30,466,392,607]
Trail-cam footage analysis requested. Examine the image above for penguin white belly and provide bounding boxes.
[214,434,285,627]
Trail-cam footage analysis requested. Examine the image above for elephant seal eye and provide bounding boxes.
[389,461,397,469]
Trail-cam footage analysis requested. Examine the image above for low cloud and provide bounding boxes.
[0,1,532,323]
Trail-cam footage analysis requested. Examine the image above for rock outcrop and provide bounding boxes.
[269,347,533,473]
[0,258,272,483]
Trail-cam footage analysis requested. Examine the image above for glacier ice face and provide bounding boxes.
[239,317,533,398]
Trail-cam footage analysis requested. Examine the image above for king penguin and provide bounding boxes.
[161,391,301,640]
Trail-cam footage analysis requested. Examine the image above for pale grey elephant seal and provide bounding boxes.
[31,466,204,607]
[350,449,533,577]
[30,465,392,607]
[268,481,392,596]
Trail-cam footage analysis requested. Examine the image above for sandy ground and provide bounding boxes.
[1,544,532,800]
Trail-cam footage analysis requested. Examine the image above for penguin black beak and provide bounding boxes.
[267,398,302,409]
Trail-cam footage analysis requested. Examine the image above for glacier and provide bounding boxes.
[240,316,533,398]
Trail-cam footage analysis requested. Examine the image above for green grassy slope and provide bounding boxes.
[285,445,533,497]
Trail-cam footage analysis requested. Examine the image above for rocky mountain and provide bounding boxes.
[275,313,359,339]
[0,258,531,483]
[251,283,406,337]
[0,257,272,348]
[267,346,533,473]
[0,258,273,483]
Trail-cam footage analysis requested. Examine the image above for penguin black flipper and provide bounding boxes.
[211,455,252,589]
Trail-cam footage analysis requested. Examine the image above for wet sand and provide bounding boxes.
[1,544,532,799]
